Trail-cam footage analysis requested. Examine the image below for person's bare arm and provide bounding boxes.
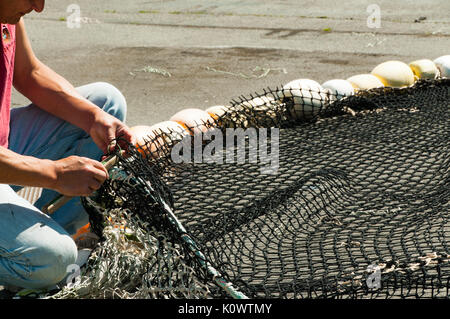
[0,146,108,196]
[1,18,131,196]
[12,18,134,154]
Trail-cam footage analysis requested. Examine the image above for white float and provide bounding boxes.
[278,79,332,119]
[433,55,450,78]
[322,79,355,100]
[170,108,216,135]
[371,61,415,88]
[346,74,385,90]
[130,122,189,158]
[205,105,230,120]
[409,59,439,80]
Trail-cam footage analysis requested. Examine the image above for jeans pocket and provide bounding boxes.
[0,246,32,279]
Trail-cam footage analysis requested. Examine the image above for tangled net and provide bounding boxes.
[49,78,449,299]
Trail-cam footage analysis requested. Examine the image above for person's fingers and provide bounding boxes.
[122,126,136,145]
[115,125,136,153]
[88,179,102,192]
[89,159,109,182]
[53,156,113,196]
[107,134,117,152]
[84,167,106,195]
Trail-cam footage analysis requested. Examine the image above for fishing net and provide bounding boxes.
[51,78,450,299]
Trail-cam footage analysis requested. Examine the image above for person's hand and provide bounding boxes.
[88,109,136,155]
[51,156,109,196]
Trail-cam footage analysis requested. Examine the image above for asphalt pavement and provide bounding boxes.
[11,0,450,126]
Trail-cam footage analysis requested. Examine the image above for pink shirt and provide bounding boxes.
[0,24,16,148]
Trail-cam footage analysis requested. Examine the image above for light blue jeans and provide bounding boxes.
[0,82,127,289]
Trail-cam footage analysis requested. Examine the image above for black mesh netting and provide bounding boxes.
[54,78,449,299]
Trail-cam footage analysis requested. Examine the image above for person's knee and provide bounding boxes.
[89,82,128,123]
[26,234,78,288]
